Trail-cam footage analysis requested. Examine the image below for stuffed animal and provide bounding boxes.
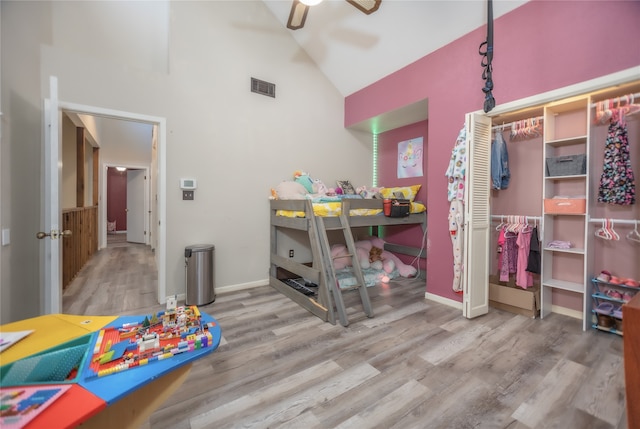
[354,239,394,273]
[293,171,316,194]
[369,246,383,262]
[331,238,417,278]
[365,236,418,278]
[356,186,384,199]
[313,178,329,195]
[330,244,370,270]
[330,244,351,270]
[274,181,309,200]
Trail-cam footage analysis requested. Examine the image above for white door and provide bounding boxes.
[462,112,492,318]
[42,76,62,314]
[126,169,146,243]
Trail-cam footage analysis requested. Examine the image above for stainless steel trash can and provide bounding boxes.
[185,244,215,306]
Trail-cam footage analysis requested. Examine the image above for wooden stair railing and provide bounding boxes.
[62,206,98,289]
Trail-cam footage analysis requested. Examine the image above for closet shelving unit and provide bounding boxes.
[541,96,590,330]
[586,85,640,335]
[477,72,639,327]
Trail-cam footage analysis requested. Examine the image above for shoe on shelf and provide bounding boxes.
[622,292,634,303]
[597,270,611,282]
[605,289,622,300]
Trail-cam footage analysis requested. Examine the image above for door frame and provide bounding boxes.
[55,101,167,306]
[103,164,150,246]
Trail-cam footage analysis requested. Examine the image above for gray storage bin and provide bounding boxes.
[545,154,586,177]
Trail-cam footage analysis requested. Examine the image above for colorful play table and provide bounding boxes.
[0,307,221,428]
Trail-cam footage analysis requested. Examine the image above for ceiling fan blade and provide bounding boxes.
[346,0,382,15]
[287,0,309,30]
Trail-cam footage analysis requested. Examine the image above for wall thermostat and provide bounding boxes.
[180,178,197,190]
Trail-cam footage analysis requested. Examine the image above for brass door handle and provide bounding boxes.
[36,230,72,239]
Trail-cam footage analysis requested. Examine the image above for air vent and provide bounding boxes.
[251,78,276,98]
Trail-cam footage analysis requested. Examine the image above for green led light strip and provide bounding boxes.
[372,133,378,187]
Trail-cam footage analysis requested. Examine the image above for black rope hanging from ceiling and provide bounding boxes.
[479,0,495,113]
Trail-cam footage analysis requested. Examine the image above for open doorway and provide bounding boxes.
[105,165,150,245]
[55,100,167,308]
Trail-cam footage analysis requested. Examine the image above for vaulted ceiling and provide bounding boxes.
[262,0,529,97]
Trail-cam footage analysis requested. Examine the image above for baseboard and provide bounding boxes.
[550,305,583,320]
[425,292,463,310]
[217,279,269,294]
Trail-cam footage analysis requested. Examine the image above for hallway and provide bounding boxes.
[62,234,159,316]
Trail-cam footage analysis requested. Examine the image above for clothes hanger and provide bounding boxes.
[627,220,640,243]
[496,215,505,231]
[609,219,620,241]
[621,93,640,117]
[510,216,519,232]
[595,219,612,240]
[504,216,516,234]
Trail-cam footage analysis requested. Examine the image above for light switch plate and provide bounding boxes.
[2,229,9,246]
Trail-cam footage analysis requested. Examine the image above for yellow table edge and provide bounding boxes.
[0,314,118,365]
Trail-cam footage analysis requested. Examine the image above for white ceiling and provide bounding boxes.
[262,0,529,97]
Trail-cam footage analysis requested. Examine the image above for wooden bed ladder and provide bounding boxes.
[315,212,374,327]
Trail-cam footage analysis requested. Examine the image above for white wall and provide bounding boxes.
[1,1,372,322]
[97,119,153,167]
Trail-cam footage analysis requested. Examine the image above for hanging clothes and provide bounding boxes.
[516,228,534,288]
[499,229,518,282]
[491,131,510,190]
[446,126,467,293]
[445,127,467,202]
[598,111,636,205]
[526,226,541,275]
[496,227,505,275]
[448,199,464,292]
[445,123,467,293]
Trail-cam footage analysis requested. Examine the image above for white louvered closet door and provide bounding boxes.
[462,112,492,318]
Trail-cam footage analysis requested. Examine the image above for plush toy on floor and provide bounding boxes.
[330,244,370,270]
[330,237,417,278]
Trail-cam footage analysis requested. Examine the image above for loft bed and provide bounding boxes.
[269,198,427,326]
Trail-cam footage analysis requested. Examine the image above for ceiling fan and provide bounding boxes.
[287,0,382,30]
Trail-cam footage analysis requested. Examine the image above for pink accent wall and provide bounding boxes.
[377,120,428,273]
[107,168,127,231]
[345,1,640,303]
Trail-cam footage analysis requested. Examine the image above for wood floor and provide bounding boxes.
[63,239,629,429]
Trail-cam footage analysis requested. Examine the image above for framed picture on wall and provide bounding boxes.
[397,137,423,178]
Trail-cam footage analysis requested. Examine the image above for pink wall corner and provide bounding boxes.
[345,1,640,303]
[107,168,127,231]
[377,121,428,273]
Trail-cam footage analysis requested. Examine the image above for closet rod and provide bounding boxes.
[590,92,640,108]
[491,215,541,221]
[491,116,544,131]
[589,218,639,226]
